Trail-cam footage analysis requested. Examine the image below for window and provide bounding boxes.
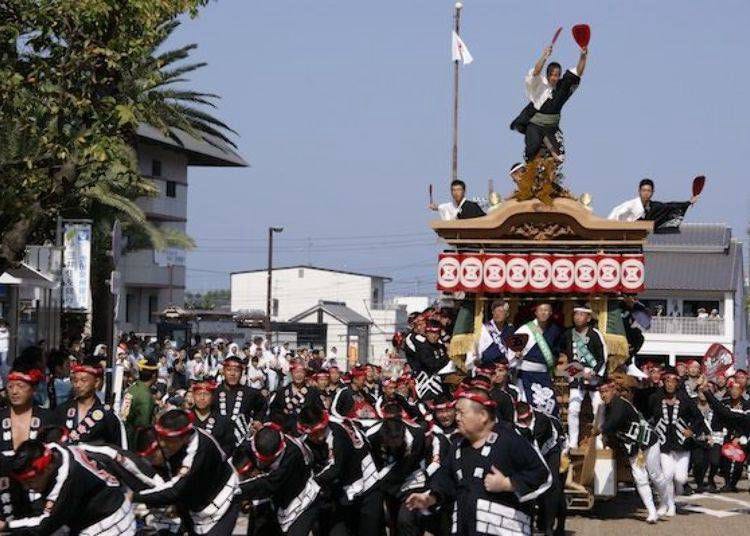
[272,298,279,317]
[148,295,159,322]
[166,180,176,198]
[151,159,162,177]
[683,300,721,318]
[372,287,381,308]
[125,294,135,323]
[641,299,668,317]
[298,268,304,278]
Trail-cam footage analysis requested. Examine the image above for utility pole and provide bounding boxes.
[265,227,283,344]
[451,2,462,182]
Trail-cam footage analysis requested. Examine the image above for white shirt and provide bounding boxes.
[525,67,579,110]
[607,196,646,222]
[246,363,266,390]
[437,198,466,221]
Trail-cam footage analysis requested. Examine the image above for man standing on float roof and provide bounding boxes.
[510,42,588,162]
[429,179,485,221]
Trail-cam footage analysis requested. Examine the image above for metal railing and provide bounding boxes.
[649,316,725,336]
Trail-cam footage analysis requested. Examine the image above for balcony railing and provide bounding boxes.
[648,316,725,336]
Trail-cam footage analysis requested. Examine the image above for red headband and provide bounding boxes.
[290,362,305,372]
[455,391,497,409]
[138,440,159,457]
[471,379,492,391]
[663,372,679,380]
[223,360,243,369]
[71,364,103,377]
[154,413,195,438]
[516,406,533,420]
[598,381,616,391]
[382,378,396,387]
[297,411,330,435]
[192,381,218,394]
[7,369,44,385]
[428,399,456,410]
[236,458,255,476]
[251,423,286,464]
[350,367,367,378]
[12,448,53,481]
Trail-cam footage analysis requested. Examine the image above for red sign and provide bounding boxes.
[436,252,645,294]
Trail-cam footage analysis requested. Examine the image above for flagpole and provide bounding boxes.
[451,2,462,183]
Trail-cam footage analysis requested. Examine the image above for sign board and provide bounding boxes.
[437,252,645,294]
[154,247,186,267]
[62,223,92,311]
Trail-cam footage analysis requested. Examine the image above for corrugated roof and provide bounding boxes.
[645,223,730,253]
[290,301,372,325]
[136,124,248,167]
[231,265,392,282]
[645,240,743,291]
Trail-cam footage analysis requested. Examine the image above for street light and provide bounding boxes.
[266,226,284,344]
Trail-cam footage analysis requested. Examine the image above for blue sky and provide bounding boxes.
[178,0,749,295]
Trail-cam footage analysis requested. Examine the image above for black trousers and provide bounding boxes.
[692,444,721,486]
[329,489,384,536]
[524,123,565,161]
[285,501,321,536]
[537,450,565,536]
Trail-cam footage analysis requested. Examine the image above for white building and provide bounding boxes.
[639,224,748,368]
[117,125,247,335]
[392,296,432,315]
[230,265,407,361]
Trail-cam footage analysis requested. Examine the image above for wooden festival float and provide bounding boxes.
[430,158,654,509]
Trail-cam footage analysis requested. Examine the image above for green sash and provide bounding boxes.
[526,321,556,373]
[572,330,598,369]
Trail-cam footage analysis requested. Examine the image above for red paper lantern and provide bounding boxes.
[482,255,507,292]
[551,254,575,292]
[460,255,484,291]
[437,254,462,291]
[596,254,621,292]
[574,255,598,293]
[505,255,530,292]
[527,253,552,292]
[620,254,645,292]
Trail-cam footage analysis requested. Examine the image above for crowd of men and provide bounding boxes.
[0,297,747,535]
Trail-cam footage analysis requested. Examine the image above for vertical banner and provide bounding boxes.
[62,223,92,311]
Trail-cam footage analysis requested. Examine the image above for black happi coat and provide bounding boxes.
[601,396,658,457]
[331,386,378,422]
[239,437,320,532]
[55,397,127,448]
[269,383,324,434]
[6,444,131,534]
[430,422,551,536]
[304,419,380,504]
[510,69,581,134]
[516,410,562,458]
[559,326,607,389]
[134,429,237,534]
[648,389,708,452]
[0,405,53,454]
[194,410,235,456]
[367,420,427,499]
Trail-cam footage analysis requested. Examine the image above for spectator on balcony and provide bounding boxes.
[696,308,708,320]
[709,309,721,320]
[654,304,665,317]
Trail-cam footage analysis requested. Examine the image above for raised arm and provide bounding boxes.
[533,46,553,76]
[575,47,588,77]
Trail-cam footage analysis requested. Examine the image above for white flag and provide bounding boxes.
[451,30,473,65]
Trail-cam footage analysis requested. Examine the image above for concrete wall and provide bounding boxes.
[230,267,383,321]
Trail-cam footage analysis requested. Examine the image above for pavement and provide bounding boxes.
[566,482,750,536]
[232,482,750,535]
